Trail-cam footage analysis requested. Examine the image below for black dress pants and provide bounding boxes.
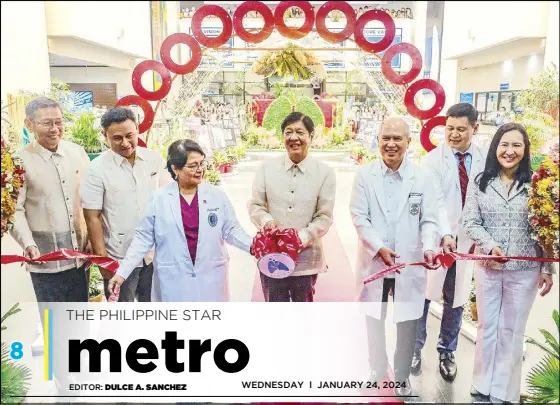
[260,273,318,302]
[365,278,418,382]
[102,261,154,302]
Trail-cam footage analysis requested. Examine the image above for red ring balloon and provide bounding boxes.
[382,42,422,85]
[160,33,202,74]
[316,1,356,43]
[354,10,395,53]
[404,79,446,120]
[115,95,155,136]
[233,1,274,43]
[191,5,233,48]
[420,116,446,152]
[132,60,172,101]
[274,1,315,40]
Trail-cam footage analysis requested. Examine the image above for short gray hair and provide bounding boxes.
[379,116,411,137]
[25,97,62,120]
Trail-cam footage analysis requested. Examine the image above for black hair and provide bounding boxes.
[25,97,62,120]
[446,103,478,127]
[100,107,137,130]
[166,139,206,181]
[280,112,315,134]
[475,122,532,193]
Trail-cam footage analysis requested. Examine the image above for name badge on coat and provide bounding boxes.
[207,207,220,227]
[409,193,423,216]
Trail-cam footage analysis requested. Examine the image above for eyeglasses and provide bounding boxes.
[34,120,64,128]
[184,161,208,172]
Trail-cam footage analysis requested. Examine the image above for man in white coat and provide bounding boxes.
[411,103,487,381]
[350,117,440,397]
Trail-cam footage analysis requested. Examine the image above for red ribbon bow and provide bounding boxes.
[250,228,304,262]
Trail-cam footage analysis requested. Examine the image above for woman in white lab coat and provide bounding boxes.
[108,139,253,302]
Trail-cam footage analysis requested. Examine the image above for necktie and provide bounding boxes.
[457,152,469,208]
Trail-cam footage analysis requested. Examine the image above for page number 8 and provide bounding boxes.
[10,341,24,360]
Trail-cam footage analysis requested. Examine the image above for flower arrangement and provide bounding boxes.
[350,144,377,165]
[528,143,559,259]
[252,43,326,81]
[1,138,25,237]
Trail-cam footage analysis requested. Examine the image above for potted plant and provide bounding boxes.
[88,264,104,302]
[1,303,32,403]
[204,165,221,186]
[225,146,241,174]
[69,111,105,160]
[213,151,229,174]
[523,309,559,403]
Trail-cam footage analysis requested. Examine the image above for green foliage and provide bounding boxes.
[241,127,259,147]
[272,82,285,99]
[513,63,560,161]
[312,126,349,149]
[235,142,247,159]
[204,166,221,185]
[262,96,292,137]
[213,150,228,165]
[18,78,76,124]
[89,264,103,298]
[69,112,104,153]
[240,125,281,149]
[525,309,560,403]
[1,304,32,403]
[326,126,349,146]
[1,343,32,404]
[351,144,368,158]
[294,96,325,130]
[0,303,21,332]
[518,63,559,117]
[349,143,378,164]
[513,109,556,157]
[224,143,247,163]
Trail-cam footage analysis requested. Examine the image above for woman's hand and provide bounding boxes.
[538,274,553,297]
[491,246,509,263]
[441,235,457,254]
[108,275,125,296]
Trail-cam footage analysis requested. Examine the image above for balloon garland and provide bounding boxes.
[118,1,446,150]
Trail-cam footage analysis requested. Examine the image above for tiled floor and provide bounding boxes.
[1,150,558,404]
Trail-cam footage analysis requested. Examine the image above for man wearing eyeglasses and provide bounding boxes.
[80,107,172,302]
[12,97,91,303]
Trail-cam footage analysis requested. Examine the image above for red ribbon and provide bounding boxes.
[363,252,560,285]
[1,248,119,273]
[3,249,557,287]
[250,228,304,262]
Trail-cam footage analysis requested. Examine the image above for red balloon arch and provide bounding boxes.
[117,0,445,152]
